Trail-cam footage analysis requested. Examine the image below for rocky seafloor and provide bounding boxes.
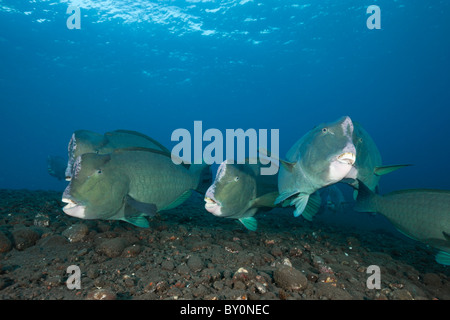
[0,189,449,300]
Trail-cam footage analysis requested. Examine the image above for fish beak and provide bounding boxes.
[204,196,223,216]
[337,152,356,165]
[62,197,86,219]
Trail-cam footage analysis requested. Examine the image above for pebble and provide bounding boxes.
[33,213,50,227]
[123,244,141,258]
[62,223,89,243]
[96,238,128,258]
[273,265,308,291]
[187,255,203,272]
[86,288,117,300]
[161,260,175,271]
[39,235,68,247]
[0,231,12,253]
[423,273,442,287]
[391,289,414,300]
[12,227,40,250]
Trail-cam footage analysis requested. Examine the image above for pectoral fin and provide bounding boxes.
[275,190,299,205]
[125,195,157,217]
[160,190,192,211]
[291,194,310,218]
[435,251,450,266]
[301,192,322,222]
[251,192,279,208]
[374,164,412,176]
[238,217,258,231]
[122,214,150,228]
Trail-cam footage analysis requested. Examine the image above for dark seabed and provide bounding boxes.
[0,189,448,300]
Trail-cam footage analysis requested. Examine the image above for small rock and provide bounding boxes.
[176,263,190,275]
[123,244,141,258]
[96,238,128,258]
[39,235,68,247]
[62,223,89,243]
[423,273,442,287]
[86,288,116,300]
[34,213,50,227]
[233,281,246,290]
[12,227,40,250]
[255,282,267,294]
[391,289,414,300]
[161,260,175,271]
[282,258,292,267]
[0,231,12,253]
[273,265,308,291]
[187,255,203,272]
[315,282,353,300]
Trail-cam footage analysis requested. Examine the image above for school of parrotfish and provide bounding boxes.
[50,117,450,266]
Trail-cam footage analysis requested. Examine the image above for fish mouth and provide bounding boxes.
[62,197,86,219]
[337,152,356,165]
[204,196,223,216]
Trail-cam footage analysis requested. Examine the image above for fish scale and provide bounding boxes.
[355,181,450,265]
[379,191,450,242]
[116,151,197,210]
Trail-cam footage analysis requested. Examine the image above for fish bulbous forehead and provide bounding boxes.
[329,116,354,136]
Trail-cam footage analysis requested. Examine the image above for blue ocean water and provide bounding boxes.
[0,0,449,197]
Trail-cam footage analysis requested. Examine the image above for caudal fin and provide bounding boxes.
[190,163,213,194]
[353,179,378,213]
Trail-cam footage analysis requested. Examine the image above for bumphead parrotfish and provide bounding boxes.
[65,129,170,180]
[345,122,411,198]
[62,147,211,228]
[275,116,357,219]
[354,180,450,265]
[47,155,67,181]
[204,159,280,231]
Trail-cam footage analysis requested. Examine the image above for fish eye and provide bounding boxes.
[234,176,239,182]
[322,127,328,133]
[97,169,102,174]
[359,138,363,143]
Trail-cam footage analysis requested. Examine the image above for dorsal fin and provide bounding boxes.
[109,130,170,153]
[112,147,190,169]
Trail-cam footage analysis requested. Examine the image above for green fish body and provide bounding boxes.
[65,129,169,180]
[276,116,357,218]
[204,160,279,231]
[346,123,411,197]
[62,148,210,228]
[354,181,450,265]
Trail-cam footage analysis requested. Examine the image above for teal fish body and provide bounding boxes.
[348,123,382,191]
[65,129,169,181]
[346,123,410,198]
[355,181,450,265]
[276,116,356,218]
[62,148,209,227]
[47,155,67,181]
[204,160,279,231]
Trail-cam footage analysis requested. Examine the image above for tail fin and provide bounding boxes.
[353,179,378,213]
[190,163,212,194]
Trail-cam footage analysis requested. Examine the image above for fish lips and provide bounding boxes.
[337,152,356,165]
[204,188,223,217]
[62,197,86,219]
